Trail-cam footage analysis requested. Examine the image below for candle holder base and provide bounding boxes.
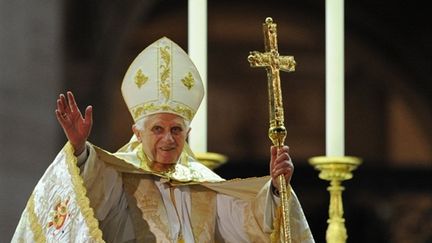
[195,152,228,170]
[309,156,362,243]
[309,156,361,181]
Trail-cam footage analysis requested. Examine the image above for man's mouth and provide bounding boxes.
[160,146,175,151]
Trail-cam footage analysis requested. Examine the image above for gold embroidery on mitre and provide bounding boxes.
[159,46,171,99]
[131,102,194,121]
[132,103,154,120]
[134,69,148,88]
[181,72,195,90]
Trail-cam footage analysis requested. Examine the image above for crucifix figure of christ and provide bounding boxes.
[248,17,296,243]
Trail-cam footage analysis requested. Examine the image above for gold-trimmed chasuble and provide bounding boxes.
[248,17,296,243]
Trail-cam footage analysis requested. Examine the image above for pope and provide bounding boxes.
[12,37,314,243]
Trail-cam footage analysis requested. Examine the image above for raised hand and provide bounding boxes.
[55,91,93,156]
[270,145,294,192]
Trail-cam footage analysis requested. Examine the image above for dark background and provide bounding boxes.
[1,0,431,242]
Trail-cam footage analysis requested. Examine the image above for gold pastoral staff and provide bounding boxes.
[248,17,296,243]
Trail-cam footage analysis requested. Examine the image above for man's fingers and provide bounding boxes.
[56,100,69,121]
[271,145,294,189]
[60,94,70,112]
[56,99,64,113]
[67,91,79,113]
[57,96,68,114]
[55,109,63,121]
[55,109,70,127]
[273,156,293,169]
[270,146,290,172]
[272,153,294,178]
[271,146,277,159]
[57,96,73,122]
[273,162,293,173]
[84,106,93,126]
[277,146,290,156]
[272,169,291,179]
[272,165,294,179]
[275,152,290,164]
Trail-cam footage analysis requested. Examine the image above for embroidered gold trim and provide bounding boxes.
[131,102,194,121]
[134,69,148,88]
[64,142,105,242]
[27,193,46,243]
[243,197,272,242]
[159,46,171,99]
[123,176,172,241]
[190,186,217,242]
[181,72,195,90]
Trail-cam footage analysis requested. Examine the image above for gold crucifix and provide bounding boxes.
[247,17,296,243]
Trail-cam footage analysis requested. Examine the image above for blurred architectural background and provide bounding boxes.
[1,0,431,242]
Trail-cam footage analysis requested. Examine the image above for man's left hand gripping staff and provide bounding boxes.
[270,145,294,193]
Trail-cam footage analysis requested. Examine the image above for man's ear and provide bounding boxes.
[132,124,141,142]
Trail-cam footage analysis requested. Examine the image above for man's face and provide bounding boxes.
[136,113,190,165]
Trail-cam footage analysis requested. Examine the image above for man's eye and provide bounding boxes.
[152,126,163,133]
[171,127,183,134]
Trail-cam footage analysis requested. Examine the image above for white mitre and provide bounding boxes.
[121,37,204,122]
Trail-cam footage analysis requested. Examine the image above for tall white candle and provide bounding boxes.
[188,0,208,152]
[326,0,345,156]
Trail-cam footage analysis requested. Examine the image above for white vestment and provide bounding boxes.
[12,141,314,243]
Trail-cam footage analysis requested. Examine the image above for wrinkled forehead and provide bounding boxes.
[142,113,189,127]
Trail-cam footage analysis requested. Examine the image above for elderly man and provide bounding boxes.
[13,37,313,242]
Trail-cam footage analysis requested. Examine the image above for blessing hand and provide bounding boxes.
[55,91,93,156]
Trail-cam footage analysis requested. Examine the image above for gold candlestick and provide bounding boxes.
[195,152,228,170]
[309,156,362,243]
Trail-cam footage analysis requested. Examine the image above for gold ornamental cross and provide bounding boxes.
[248,17,296,144]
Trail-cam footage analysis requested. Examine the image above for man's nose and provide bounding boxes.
[162,132,175,142]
